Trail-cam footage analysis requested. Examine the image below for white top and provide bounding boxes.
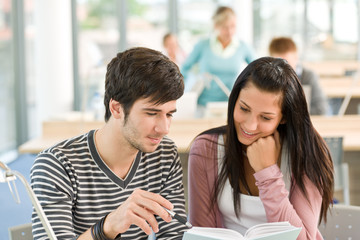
[218,178,267,235]
[216,134,290,236]
[210,34,240,58]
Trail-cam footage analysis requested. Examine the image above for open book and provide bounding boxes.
[182,221,301,240]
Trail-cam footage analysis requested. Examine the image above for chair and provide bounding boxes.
[8,223,33,240]
[324,137,350,205]
[319,204,360,239]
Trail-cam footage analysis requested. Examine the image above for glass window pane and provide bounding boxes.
[254,0,304,57]
[127,0,167,51]
[77,0,118,116]
[306,0,331,60]
[305,0,358,60]
[254,0,359,61]
[332,0,358,60]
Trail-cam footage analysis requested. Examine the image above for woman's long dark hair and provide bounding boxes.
[208,57,333,223]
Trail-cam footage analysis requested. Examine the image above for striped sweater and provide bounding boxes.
[30,130,187,240]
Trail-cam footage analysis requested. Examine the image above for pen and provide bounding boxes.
[164,208,193,228]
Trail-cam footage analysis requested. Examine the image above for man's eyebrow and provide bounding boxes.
[142,108,177,113]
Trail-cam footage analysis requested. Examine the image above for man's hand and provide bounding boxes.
[247,130,281,172]
[103,189,173,238]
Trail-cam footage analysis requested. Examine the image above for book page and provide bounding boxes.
[247,228,301,240]
[244,222,301,240]
[183,227,245,240]
[183,223,301,240]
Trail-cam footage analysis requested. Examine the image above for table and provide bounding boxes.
[320,77,360,98]
[303,61,360,77]
[18,115,360,205]
[18,115,360,154]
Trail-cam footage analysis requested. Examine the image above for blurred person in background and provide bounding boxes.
[163,32,187,66]
[269,37,329,115]
[181,6,255,116]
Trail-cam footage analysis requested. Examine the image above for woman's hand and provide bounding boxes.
[246,130,281,172]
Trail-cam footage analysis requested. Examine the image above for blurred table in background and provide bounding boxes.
[19,115,360,153]
[320,77,360,98]
[18,115,360,205]
[303,61,360,115]
[303,60,360,77]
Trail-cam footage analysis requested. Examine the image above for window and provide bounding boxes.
[253,0,359,61]
[127,0,168,51]
[76,0,118,115]
[76,0,169,116]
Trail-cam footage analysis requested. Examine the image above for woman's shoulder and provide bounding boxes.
[190,132,223,156]
[189,126,226,155]
[188,132,222,173]
[195,131,219,140]
[194,38,211,49]
[193,126,226,144]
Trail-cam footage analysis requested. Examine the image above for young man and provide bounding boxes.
[269,37,328,115]
[30,47,187,239]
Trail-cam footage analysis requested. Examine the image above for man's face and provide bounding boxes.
[121,98,177,153]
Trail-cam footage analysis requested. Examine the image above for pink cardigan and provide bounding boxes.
[187,133,324,240]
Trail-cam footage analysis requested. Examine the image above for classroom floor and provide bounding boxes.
[0,154,35,240]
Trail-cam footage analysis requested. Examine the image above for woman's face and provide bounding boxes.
[215,16,236,43]
[233,82,284,146]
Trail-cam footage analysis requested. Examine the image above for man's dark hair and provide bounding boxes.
[103,47,184,122]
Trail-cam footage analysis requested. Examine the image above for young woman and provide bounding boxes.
[187,57,334,239]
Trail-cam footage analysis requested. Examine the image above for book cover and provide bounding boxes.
[182,221,301,240]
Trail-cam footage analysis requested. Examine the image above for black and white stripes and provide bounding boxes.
[30,130,187,240]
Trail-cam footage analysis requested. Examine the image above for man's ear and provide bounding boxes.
[109,99,123,119]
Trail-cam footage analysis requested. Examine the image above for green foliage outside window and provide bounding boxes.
[80,0,146,29]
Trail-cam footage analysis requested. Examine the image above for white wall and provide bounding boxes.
[234,0,253,44]
[34,0,74,133]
